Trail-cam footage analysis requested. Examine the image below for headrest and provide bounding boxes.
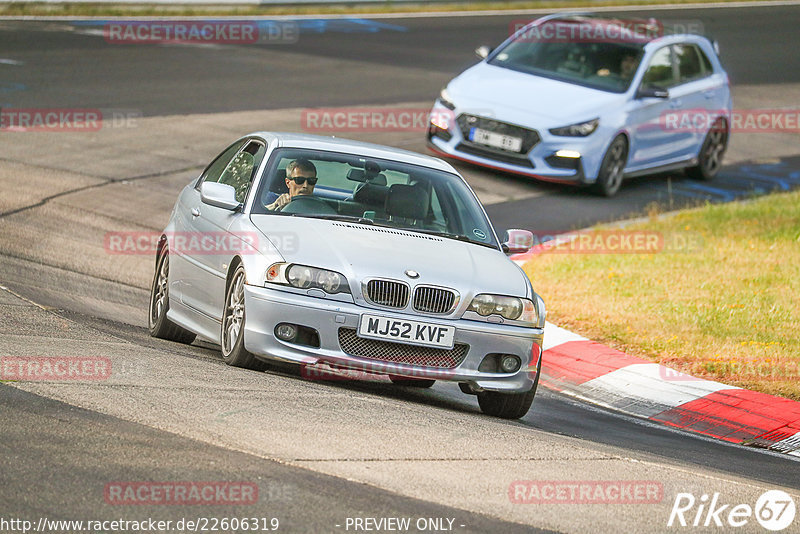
[385,184,429,220]
[352,183,388,206]
[274,168,288,193]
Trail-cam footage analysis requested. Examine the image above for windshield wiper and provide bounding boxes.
[413,229,498,249]
[300,214,375,225]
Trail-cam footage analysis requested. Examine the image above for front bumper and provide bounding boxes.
[243,284,542,393]
[427,101,609,184]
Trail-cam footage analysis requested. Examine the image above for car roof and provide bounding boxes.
[248,131,458,174]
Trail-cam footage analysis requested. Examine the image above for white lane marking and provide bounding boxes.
[577,363,737,418]
[772,432,800,456]
[542,320,587,351]
[0,58,24,65]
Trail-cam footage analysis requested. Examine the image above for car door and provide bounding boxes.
[671,43,727,158]
[179,139,265,321]
[170,139,246,308]
[627,45,691,169]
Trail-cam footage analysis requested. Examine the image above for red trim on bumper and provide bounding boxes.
[427,143,580,185]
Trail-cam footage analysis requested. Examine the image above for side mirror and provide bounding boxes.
[501,229,534,255]
[200,182,240,211]
[475,46,493,60]
[636,86,670,99]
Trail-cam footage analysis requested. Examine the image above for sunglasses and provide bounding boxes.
[289,176,317,186]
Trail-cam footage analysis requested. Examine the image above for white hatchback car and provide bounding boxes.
[428,13,732,196]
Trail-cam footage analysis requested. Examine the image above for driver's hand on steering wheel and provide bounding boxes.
[267,193,291,211]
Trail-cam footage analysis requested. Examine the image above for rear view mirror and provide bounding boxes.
[501,229,534,255]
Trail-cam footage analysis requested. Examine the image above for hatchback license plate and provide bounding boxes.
[358,314,455,349]
[470,128,523,152]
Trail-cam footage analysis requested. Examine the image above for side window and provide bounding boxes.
[197,140,247,189]
[675,44,706,83]
[641,46,676,88]
[697,46,714,74]
[218,141,265,203]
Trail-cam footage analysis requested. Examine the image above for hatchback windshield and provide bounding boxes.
[489,20,646,93]
[253,148,498,248]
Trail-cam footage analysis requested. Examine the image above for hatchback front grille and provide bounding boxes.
[413,286,457,314]
[364,279,409,309]
[456,114,541,154]
[337,328,468,368]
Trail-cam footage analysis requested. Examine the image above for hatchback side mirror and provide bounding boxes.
[200,182,240,211]
[501,229,534,255]
[475,46,493,59]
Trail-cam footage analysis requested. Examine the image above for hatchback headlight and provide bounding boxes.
[467,294,537,323]
[266,263,350,295]
[438,87,456,110]
[549,118,599,137]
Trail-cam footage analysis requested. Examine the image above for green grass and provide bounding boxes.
[523,190,800,400]
[0,0,781,18]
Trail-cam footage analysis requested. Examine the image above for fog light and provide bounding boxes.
[555,149,581,159]
[275,323,298,341]
[499,355,521,373]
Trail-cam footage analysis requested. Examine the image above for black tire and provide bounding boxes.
[148,246,196,344]
[389,376,436,388]
[592,135,628,197]
[477,353,541,419]
[221,264,268,371]
[686,118,728,180]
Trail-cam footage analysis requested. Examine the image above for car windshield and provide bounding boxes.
[489,19,646,93]
[252,148,498,248]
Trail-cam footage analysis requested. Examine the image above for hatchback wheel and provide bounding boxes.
[221,264,268,371]
[148,246,196,344]
[593,136,628,197]
[687,118,728,180]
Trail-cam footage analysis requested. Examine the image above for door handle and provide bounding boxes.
[191,207,201,217]
[703,90,715,99]
[669,99,681,109]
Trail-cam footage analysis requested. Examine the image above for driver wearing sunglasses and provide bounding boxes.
[266,159,318,211]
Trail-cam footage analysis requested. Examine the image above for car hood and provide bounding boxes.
[250,215,531,300]
[448,62,624,126]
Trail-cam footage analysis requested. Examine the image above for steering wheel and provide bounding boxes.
[279,194,337,215]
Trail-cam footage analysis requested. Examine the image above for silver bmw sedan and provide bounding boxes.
[149,132,545,419]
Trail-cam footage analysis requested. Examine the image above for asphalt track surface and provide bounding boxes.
[1,5,800,533]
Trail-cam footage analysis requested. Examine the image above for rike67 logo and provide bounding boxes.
[668,490,796,531]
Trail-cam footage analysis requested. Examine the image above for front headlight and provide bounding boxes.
[549,118,599,137]
[266,262,350,295]
[438,87,456,110]
[467,294,537,323]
